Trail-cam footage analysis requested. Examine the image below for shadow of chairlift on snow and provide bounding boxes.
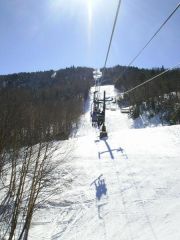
[90,174,107,201]
[91,175,108,219]
[95,178,107,201]
[98,139,128,160]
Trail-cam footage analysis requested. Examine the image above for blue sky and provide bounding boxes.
[0,0,179,74]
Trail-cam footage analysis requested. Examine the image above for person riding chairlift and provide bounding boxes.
[97,110,104,128]
[92,106,99,126]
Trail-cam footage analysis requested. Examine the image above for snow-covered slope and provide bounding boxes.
[29,85,180,240]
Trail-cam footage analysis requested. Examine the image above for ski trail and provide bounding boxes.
[95,138,134,240]
[93,137,108,240]
[119,150,159,240]
[97,136,160,240]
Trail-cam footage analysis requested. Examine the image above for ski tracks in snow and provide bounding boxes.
[95,136,159,240]
[95,137,134,240]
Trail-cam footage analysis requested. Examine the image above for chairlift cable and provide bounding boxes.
[100,0,122,86]
[92,0,122,133]
[124,62,180,95]
[121,2,180,77]
[93,0,122,136]
[93,0,122,109]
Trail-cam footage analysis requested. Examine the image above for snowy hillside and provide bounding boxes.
[29,85,180,240]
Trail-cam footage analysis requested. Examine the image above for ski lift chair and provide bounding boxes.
[91,102,100,127]
[97,111,105,128]
[91,111,98,127]
[100,124,107,139]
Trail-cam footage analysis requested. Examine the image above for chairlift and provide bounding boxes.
[91,90,113,139]
[100,123,108,139]
[91,101,105,127]
[93,69,102,79]
[112,97,117,103]
[91,91,101,127]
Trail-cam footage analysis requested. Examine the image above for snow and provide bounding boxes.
[51,72,57,78]
[29,85,180,240]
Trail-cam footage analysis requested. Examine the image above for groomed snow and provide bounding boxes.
[29,85,180,240]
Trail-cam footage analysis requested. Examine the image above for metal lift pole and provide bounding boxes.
[99,90,108,139]
[103,91,106,124]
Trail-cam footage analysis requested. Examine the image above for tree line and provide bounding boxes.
[114,65,180,124]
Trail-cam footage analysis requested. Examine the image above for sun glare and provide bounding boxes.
[87,0,93,46]
[88,0,93,25]
[47,0,96,46]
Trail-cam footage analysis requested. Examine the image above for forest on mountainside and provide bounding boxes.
[114,65,180,95]
[0,66,93,147]
[113,66,180,124]
[1,64,180,129]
